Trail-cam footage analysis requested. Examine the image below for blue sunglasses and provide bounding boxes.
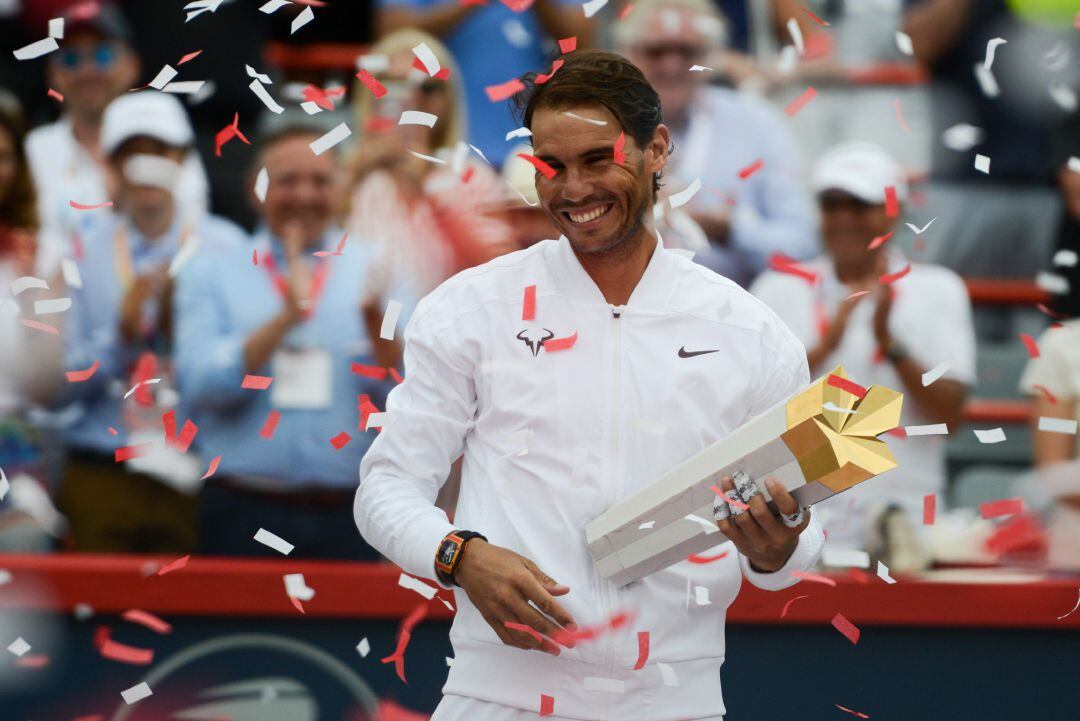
[55,42,120,70]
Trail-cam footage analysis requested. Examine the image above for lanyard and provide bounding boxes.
[259,250,331,321]
[112,220,191,291]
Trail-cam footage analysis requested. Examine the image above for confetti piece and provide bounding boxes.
[409,150,446,165]
[983,37,1006,71]
[69,200,113,211]
[388,368,404,384]
[13,37,59,60]
[412,42,442,77]
[791,570,837,587]
[831,612,860,644]
[122,609,171,634]
[34,297,71,314]
[540,694,555,716]
[173,420,197,454]
[780,594,811,618]
[381,603,427,683]
[148,64,178,90]
[0,470,7,501]
[356,637,371,657]
[309,123,351,155]
[254,528,294,555]
[784,86,817,117]
[1039,417,1078,434]
[214,113,251,157]
[867,231,893,250]
[506,127,532,141]
[892,98,910,133]
[7,637,30,657]
[974,427,1006,444]
[768,253,819,284]
[563,111,607,126]
[330,431,352,449]
[921,361,950,386]
[1020,332,1039,358]
[895,31,913,55]
[1057,589,1080,620]
[737,158,765,180]
[543,331,578,352]
[486,78,526,103]
[380,300,402,340]
[399,110,437,127]
[21,319,59,335]
[710,484,750,510]
[835,704,870,718]
[974,153,991,174]
[352,363,389,380]
[121,682,152,704]
[582,0,607,18]
[504,621,557,651]
[48,17,64,38]
[66,361,100,383]
[356,69,388,99]
[242,374,273,390]
[694,586,710,605]
[47,88,64,102]
[827,374,867,399]
[668,177,702,209]
[115,443,153,462]
[259,410,282,439]
[974,63,999,97]
[522,285,537,321]
[559,36,577,53]
[876,560,896,584]
[284,573,315,601]
[366,412,388,430]
[260,0,292,12]
[823,549,870,568]
[639,521,655,529]
[687,550,729,564]
[99,635,153,665]
[156,555,190,576]
[249,79,284,114]
[535,59,564,84]
[517,153,556,180]
[920,494,936,525]
[904,423,948,436]
[291,5,315,33]
[879,264,910,285]
[399,573,438,600]
[632,631,650,670]
[801,5,829,25]
[1032,384,1057,404]
[884,185,899,217]
[178,49,203,65]
[11,276,47,295]
[980,498,1024,519]
[254,167,270,203]
[786,17,804,55]
[689,64,713,72]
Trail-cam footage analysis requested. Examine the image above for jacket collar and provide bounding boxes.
[551,231,673,312]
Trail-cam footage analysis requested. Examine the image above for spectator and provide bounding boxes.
[53,91,247,553]
[174,125,395,560]
[348,30,518,302]
[616,0,817,287]
[24,0,209,274]
[751,142,975,567]
[375,0,592,166]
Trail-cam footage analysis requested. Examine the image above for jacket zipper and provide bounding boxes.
[599,305,623,720]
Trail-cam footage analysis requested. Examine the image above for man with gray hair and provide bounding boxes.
[615,0,817,287]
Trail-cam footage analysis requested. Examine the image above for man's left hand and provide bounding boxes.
[715,476,810,573]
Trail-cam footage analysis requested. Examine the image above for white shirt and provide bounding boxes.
[751,255,976,549]
[25,118,210,276]
[1020,318,1080,457]
[356,235,823,720]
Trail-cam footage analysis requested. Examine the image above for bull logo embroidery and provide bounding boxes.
[516,328,555,356]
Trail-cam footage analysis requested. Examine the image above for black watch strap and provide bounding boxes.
[435,530,487,586]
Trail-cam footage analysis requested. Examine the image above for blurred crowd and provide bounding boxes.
[0,0,1077,573]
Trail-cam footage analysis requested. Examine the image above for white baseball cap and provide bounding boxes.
[101,92,195,156]
[811,142,908,205]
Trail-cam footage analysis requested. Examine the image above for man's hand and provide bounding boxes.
[455,539,577,655]
[119,272,163,343]
[715,476,810,573]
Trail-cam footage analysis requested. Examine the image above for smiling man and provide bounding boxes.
[356,51,824,721]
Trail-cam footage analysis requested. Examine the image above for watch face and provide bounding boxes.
[438,540,458,566]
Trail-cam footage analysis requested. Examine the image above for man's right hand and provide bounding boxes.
[455,539,577,656]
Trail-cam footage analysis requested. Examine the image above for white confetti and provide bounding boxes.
[905,217,937,235]
[1039,417,1078,435]
[688,65,714,72]
[446,656,454,666]
[505,127,532,141]
[398,572,438,599]
[357,637,370,657]
[399,110,438,128]
[1068,157,1080,174]
[983,37,1006,71]
[13,37,59,61]
[563,111,607,126]
[260,0,292,12]
[123,377,161,399]
[183,0,225,22]
[62,257,83,288]
[469,144,490,164]
[162,81,206,95]
[942,123,984,151]
[300,100,323,114]
[904,423,949,436]
[409,150,447,165]
[502,17,531,48]
[0,569,10,587]
[254,528,294,555]
[122,681,153,704]
[683,513,718,534]
[658,662,679,686]
[1036,271,1069,295]
[11,276,48,296]
[922,361,951,386]
[973,63,999,98]
[895,31,913,56]
[1057,589,1080,620]
[1053,249,1078,267]
[411,42,441,77]
[309,123,351,155]
[823,549,870,568]
[694,585,710,605]
[245,64,273,84]
[974,154,991,174]
[34,297,72,315]
[48,17,64,39]
[1049,83,1078,112]
[974,427,1007,444]
[668,177,702,209]
[74,603,94,620]
[786,17,804,55]
[255,167,270,203]
[6,637,29,657]
[149,65,179,90]
[290,5,314,33]
[583,676,625,693]
[582,0,607,18]
[249,79,284,114]
[379,299,402,340]
[638,520,655,530]
[876,560,896,584]
[822,401,858,415]
[284,573,315,601]
[439,596,455,612]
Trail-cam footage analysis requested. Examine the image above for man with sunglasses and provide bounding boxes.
[25,1,209,274]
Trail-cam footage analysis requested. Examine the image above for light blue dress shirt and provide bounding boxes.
[173,228,403,490]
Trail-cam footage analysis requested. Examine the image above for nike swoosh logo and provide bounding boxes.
[678,347,720,358]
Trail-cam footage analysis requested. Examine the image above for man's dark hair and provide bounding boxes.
[513,50,668,194]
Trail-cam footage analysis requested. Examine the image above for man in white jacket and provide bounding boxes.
[355,50,824,721]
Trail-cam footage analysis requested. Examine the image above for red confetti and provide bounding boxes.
[522,285,537,321]
[108,427,119,435]
[867,231,893,250]
[504,621,559,653]
[879,264,910,285]
[355,70,388,100]
[784,86,817,117]
[802,5,830,25]
[517,152,557,180]
[21,318,59,335]
[252,248,259,265]
[330,431,352,450]
[827,373,867,399]
[542,331,577,352]
[381,603,428,683]
[710,483,749,510]
[884,185,899,218]
[174,420,198,454]
[540,694,555,717]
[980,498,1024,519]
[358,394,381,430]
[351,363,389,380]
[242,374,273,390]
[535,59,564,84]
[177,49,203,65]
[131,352,158,407]
[614,131,626,166]
[114,443,153,462]
[831,612,861,644]
[99,634,153,665]
[1019,333,1039,358]
[302,84,346,111]
[780,594,811,618]
[687,550,730,564]
[835,704,870,718]
[47,88,64,102]
[388,368,404,384]
[122,609,172,634]
[768,253,819,284]
[633,631,649,670]
[65,360,100,383]
[558,36,577,53]
[290,596,306,614]
[259,410,281,439]
[551,610,630,646]
[791,570,838,587]
[15,654,48,668]
[737,158,765,179]
[69,200,113,211]
[1036,302,1067,320]
[486,78,526,102]
[923,494,936,525]
[500,0,535,10]
[156,555,189,576]
[461,165,475,184]
[214,112,251,158]
[200,455,221,480]
[893,97,910,133]
[1033,384,1057,404]
[619,3,634,19]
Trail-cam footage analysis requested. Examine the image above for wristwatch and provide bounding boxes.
[435,530,487,586]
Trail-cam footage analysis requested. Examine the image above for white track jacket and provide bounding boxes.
[355,236,825,720]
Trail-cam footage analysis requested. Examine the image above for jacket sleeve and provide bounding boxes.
[354,295,476,584]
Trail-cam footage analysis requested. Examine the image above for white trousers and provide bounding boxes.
[430,694,725,721]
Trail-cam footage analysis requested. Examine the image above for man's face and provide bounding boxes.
[531,104,668,257]
[261,134,341,246]
[108,136,185,210]
[819,190,893,274]
[47,29,138,118]
[627,8,707,122]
